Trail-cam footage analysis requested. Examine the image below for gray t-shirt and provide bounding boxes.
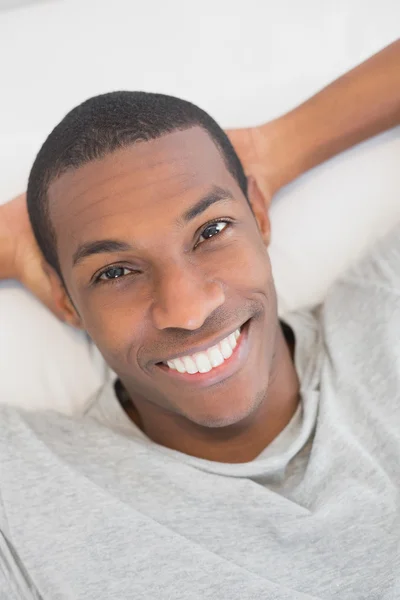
[1,223,399,600]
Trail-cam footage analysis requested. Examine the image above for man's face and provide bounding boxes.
[49,127,278,428]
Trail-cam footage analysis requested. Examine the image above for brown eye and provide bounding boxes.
[98,266,131,281]
[198,221,228,245]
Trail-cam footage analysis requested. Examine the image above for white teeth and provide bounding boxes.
[174,358,186,373]
[220,339,233,359]
[182,356,198,374]
[207,346,225,368]
[228,333,236,349]
[165,327,241,374]
[194,352,213,373]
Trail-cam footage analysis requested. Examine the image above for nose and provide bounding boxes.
[150,262,225,331]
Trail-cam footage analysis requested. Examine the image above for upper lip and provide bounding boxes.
[156,320,247,365]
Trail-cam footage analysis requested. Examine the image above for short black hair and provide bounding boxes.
[27,91,248,278]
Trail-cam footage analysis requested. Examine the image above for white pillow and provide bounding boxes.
[0,0,399,413]
[0,281,108,413]
[270,128,400,314]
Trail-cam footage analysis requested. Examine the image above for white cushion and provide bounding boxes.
[0,0,399,413]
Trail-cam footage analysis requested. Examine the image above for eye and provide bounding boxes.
[96,265,132,283]
[197,220,230,246]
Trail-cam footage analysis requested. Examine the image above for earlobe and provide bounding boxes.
[44,264,83,329]
[246,175,271,247]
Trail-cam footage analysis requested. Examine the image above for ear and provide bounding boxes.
[44,263,83,329]
[246,175,271,246]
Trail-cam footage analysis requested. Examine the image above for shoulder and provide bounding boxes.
[0,403,26,440]
[0,403,88,460]
[323,220,400,332]
[343,220,400,293]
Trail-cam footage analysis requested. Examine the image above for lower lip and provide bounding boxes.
[156,320,251,387]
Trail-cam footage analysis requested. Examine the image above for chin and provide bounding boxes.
[181,387,267,430]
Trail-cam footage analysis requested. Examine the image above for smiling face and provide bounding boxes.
[48,126,279,431]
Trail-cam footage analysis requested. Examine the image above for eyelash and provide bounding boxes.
[93,218,233,285]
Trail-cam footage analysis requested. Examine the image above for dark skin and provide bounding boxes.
[47,127,299,463]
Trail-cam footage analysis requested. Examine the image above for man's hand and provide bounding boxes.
[0,194,65,320]
[225,123,277,205]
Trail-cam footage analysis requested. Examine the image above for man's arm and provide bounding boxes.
[227,39,400,199]
[0,194,64,319]
[0,201,16,280]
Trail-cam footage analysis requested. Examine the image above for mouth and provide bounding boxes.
[155,319,251,387]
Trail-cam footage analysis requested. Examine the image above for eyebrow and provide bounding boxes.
[72,185,235,267]
[72,239,132,267]
[181,185,235,223]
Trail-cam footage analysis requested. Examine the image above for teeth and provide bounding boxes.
[220,339,233,359]
[207,346,225,368]
[165,327,241,374]
[228,333,236,349]
[194,352,213,373]
[173,358,186,373]
[182,356,198,374]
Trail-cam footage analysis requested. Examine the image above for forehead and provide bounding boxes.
[48,127,240,251]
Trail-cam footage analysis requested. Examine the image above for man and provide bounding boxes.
[0,41,399,599]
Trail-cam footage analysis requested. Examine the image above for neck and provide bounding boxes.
[119,324,299,464]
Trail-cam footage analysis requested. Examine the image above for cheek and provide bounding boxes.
[221,239,277,327]
[217,238,272,291]
[77,294,146,369]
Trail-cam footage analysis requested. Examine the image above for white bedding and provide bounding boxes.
[0,0,399,413]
